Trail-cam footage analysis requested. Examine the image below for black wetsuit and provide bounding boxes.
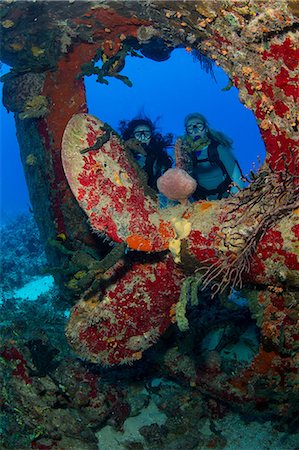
[134,141,172,190]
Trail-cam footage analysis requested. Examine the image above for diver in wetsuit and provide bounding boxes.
[120,117,173,191]
[176,113,245,201]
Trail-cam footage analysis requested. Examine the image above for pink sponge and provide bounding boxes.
[157,168,197,202]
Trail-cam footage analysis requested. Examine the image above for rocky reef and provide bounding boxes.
[1,1,298,446]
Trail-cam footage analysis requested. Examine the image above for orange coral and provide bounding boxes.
[126,234,153,251]
[158,220,175,245]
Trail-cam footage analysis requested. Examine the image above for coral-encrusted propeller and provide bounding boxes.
[66,255,184,366]
[61,113,174,252]
[62,113,185,365]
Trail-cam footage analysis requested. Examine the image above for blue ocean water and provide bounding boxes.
[86,48,265,175]
[0,49,265,224]
[0,66,30,223]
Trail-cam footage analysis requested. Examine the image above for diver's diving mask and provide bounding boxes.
[186,119,206,141]
[133,125,152,144]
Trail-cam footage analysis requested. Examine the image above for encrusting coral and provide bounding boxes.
[19,95,49,120]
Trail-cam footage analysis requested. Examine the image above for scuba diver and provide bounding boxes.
[119,117,173,191]
[176,113,245,201]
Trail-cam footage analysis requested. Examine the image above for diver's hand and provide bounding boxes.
[124,138,147,156]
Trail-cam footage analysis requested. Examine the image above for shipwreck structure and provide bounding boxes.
[1,0,298,426]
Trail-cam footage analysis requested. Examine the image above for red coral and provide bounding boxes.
[273,100,289,118]
[1,347,32,385]
[233,75,240,87]
[256,228,299,271]
[244,80,255,95]
[67,255,185,365]
[261,126,297,172]
[275,67,298,99]
[188,230,218,264]
[89,211,122,242]
[255,99,266,121]
[261,81,274,101]
[262,37,299,71]
[291,224,299,240]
